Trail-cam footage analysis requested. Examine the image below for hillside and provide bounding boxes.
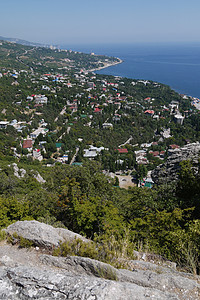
[0,39,200,281]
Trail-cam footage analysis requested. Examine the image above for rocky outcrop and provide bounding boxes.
[5,220,89,248]
[0,265,179,300]
[1,221,200,299]
[11,163,26,178]
[152,142,200,184]
[32,170,46,183]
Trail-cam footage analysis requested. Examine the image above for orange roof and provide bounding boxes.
[144,110,154,114]
[23,140,33,149]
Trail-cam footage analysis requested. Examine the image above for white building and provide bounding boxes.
[83,146,105,159]
[174,114,184,125]
[30,128,48,139]
[0,121,9,129]
[33,149,43,161]
[102,123,113,129]
[35,95,48,104]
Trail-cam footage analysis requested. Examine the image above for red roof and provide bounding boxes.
[152,151,160,157]
[94,107,102,113]
[117,148,128,154]
[23,140,33,149]
[144,110,154,115]
[169,144,180,149]
[160,151,166,155]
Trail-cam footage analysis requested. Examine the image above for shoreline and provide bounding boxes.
[85,53,199,101]
[87,57,123,73]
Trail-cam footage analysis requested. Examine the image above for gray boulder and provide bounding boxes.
[5,220,89,248]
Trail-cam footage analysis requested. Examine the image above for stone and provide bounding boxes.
[0,265,179,300]
[5,220,89,248]
[152,142,200,184]
[2,221,200,299]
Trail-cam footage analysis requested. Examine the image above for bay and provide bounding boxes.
[61,43,200,98]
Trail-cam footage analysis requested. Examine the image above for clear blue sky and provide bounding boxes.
[1,0,200,45]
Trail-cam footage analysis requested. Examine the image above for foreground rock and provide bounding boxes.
[0,265,179,300]
[5,220,89,248]
[1,220,200,299]
[152,142,200,184]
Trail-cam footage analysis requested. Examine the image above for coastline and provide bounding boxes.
[87,57,123,73]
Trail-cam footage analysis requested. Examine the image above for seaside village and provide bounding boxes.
[0,66,198,189]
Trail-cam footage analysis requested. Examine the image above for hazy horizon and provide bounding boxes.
[1,0,200,46]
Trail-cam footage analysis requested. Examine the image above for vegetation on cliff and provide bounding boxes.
[0,160,200,274]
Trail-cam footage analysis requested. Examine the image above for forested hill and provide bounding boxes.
[0,39,120,72]
[0,39,200,276]
[0,35,47,47]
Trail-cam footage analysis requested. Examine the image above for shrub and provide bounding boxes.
[0,230,6,241]
[7,232,33,248]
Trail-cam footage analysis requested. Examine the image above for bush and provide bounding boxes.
[53,231,135,269]
[0,230,6,241]
[7,232,33,248]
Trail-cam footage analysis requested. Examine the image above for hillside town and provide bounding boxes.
[0,43,199,188]
[0,40,200,290]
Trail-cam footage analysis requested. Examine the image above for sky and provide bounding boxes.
[1,0,200,45]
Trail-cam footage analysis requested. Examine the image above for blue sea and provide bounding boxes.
[61,43,200,98]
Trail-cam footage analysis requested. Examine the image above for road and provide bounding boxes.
[54,106,67,122]
[16,48,34,72]
[118,136,133,148]
[70,147,80,165]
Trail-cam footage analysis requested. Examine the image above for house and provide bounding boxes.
[160,151,166,158]
[141,143,152,148]
[135,150,149,165]
[169,101,179,110]
[94,107,102,113]
[174,114,184,125]
[88,82,95,89]
[33,149,43,161]
[42,85,50,91]
[102,123,113,129]
[10,119,18,126]
[169,144,180,150]
[117,148,128,154]
[0,121,9,129]
[113,114,121,122]
[149,151,160,157]
[27,96,34,101]
[30,128,48,139]
[161,128,171,139]
[142,177,154,188]
[144,110,154,116]
[23,139,33,150]
[57,155,68,163]
[55,143,62,151]
[35,95,48,104]
[83,146,105,159]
